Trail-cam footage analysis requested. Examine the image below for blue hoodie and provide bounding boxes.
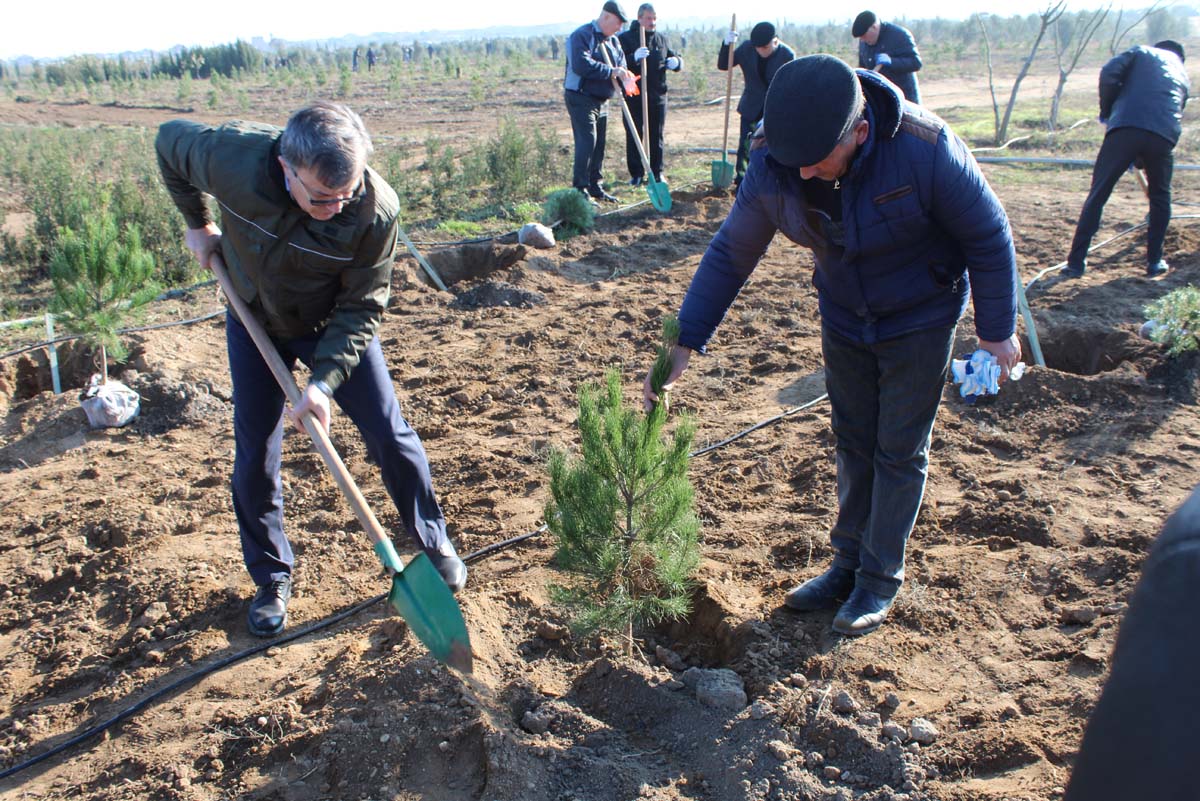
[678,70,1017,352]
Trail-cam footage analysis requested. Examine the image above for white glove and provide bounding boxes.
[634,46,650,61]
[666,56,680,70]
[724,30,738,45]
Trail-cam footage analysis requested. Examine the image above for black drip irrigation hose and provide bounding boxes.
[0,388,828,784]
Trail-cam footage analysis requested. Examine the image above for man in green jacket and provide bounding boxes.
[156,101,467,637]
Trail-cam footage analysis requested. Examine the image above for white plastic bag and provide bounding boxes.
[518,222,556,249]
[80,374,140,428]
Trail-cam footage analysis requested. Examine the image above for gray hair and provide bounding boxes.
[279,100,373,188]
[838,108,867,147]
[638,3,655,15]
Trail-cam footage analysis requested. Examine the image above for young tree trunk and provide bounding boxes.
[100,344,109,384]
[975,14,1001,144]
[998,1,1066,145]
[1050,7,1111,131]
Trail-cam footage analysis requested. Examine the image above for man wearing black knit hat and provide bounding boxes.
[717,20,795,185]
[644,54,1020,636]
[852,11,922,103]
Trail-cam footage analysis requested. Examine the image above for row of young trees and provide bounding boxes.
[2,5,1188,89]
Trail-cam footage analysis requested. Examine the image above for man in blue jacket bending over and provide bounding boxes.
[644,55,1021,635]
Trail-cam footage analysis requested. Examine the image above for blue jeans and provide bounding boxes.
[822,324,955,597]
[226,313,451,586]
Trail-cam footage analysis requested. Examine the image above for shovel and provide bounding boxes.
[209,253,473,673]
[711,14,736,189]
[600,44,671,212]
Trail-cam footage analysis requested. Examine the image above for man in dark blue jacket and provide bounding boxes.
[853,11,922,104]
[1065,40,1189,279]
[618,4,684,185]
[564,1,634,203]
[717,22,795,185]
[644,55,1021,636]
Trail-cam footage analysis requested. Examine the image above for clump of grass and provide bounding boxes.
[541,188,594,240]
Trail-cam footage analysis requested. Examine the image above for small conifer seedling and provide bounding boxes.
[546,317,699,655]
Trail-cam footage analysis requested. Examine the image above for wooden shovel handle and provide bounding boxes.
[722,14,736,158]
[640,24,649,152]
[209,253,393,555]
[600,43,654,177]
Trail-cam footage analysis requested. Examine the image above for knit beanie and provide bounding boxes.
[852,11,877,38]
[750,22,776,47]
[763,55,864,167]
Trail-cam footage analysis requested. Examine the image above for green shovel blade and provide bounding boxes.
[711,159,734,189]
[645,175,672,212]
[386,552,473,673]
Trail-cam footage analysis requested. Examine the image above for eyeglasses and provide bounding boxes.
[285,162,364,207]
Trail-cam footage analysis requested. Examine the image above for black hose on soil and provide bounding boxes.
[0,389,830,784]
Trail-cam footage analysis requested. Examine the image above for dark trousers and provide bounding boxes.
[821,324,955,597]
[735,113,757,178]
[623,93,668,180]
[226,313,450,586]
[1068,126,1175,268]
[565,90,609,190]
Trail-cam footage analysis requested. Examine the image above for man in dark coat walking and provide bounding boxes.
[852,11,922,103]
[645,55,1020,636]
[717,21,795,184]
[618,3,683,185]
[1064,40,1189,279]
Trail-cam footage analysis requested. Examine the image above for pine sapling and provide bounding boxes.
[546,317,699,656]
[1144,286,1200,356]
[50,206,159,384]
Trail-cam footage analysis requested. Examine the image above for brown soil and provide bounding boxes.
[0,66,1198,801]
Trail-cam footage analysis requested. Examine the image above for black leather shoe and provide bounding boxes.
[832,587,895,636]
[427,546,468,593]
[587,185,618,203]
[1062,262,1086,279]
[1147,260,1170,278]
[248,576,292,637]
[784,566,855,612]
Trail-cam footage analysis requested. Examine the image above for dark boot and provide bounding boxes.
[587,184,618,203]
[426,543,468,593]
[783,566,855,612]
[832,587,895,636]
[247,576,292,637]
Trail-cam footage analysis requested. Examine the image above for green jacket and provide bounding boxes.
[155,119,400,393]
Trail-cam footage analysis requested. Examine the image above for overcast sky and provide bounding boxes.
[5,0,1100,61]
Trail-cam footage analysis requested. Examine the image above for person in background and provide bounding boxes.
[717,21,795,185]
[1064,40,1189,279]
[852,11,922,103]
[564,1,635,204]
[366,46,376,72]
[156,101,468,637]
[644,55,1020,636]
[618,3,684,185]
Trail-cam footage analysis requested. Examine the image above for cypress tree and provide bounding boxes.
[546,318,700,655]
